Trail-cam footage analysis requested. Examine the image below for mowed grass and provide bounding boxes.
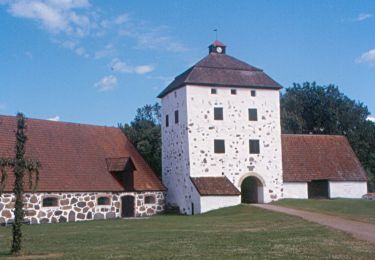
[273,199,375,224]
[0,205,374,259]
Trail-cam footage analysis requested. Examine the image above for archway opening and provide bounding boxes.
[241,176,263,203]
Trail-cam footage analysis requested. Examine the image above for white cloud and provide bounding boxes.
[94,75,117,91]
[356,13,373,22]
[113,13,129,25]
[356,49,375,65]
[94,43,115,59]
[110,58,154,75]
[367,116,375,123]
[5,0,91,36]
[48,115,60,121]
[119,24,188,53]
[134,65,154,74]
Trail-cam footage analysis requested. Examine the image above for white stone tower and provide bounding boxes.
[158,41,283,214]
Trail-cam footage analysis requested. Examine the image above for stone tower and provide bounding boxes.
[158,41,283,214]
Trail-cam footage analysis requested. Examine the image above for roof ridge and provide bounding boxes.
[282,134,346,138]
[0,114,118,129]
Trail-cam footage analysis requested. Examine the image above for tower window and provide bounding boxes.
[231,89,237,95]
[248,109,258,121]
[214,140,225,153]
[251,90,256,97]
[174,110,179,124]
[249,139,260,154]
[166,115,169,127]
[211,88,217,94]
[214,107,223,120]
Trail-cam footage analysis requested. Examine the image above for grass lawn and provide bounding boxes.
[273,199,375,224]
[0,205,374,259]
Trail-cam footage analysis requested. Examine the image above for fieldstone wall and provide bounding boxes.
[0,191,164,225]
[161,85,284,214]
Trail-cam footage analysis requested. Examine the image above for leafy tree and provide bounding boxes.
[281,82,375,191]
[0,113,40,255]
[119,103,162,178]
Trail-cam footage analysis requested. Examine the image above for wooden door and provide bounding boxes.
[121,195,135,217]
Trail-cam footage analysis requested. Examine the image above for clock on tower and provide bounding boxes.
[209,40,226,54]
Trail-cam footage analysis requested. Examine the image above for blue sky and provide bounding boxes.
[1,0,375,126]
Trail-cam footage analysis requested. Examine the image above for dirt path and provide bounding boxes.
[252,204,375,244]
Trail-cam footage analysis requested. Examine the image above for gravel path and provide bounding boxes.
[252,204,375,244]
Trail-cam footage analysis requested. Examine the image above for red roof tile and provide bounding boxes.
[0,115,165,192]
[282,134,368,182]
[191,177,240,196]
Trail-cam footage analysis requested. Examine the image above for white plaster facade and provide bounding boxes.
[329,181,368,198]
[283,182,308,199]
[199,196,241,214]
[161,85,283,214]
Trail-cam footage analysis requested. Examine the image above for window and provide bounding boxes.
[249,139,260,154]
[211,88,217,94]
[175,110,179,124]
[97,197,111,206]
[231,89,237,95]
[248,108,258,121]
[251,90,256,97]
[166,114,169,127]
[144,195,156,204]
[42,197,58,207]
[214,107,223,120]
[214,139,225,153]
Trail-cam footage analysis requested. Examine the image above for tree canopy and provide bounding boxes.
[119,103,162,178]
[281,82,375,191]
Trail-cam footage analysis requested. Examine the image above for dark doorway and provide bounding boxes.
[241,176,262,203]
[308,180,329,199]
[121,196,135,217]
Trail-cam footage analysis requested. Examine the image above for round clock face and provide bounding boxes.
[216,46,223,53]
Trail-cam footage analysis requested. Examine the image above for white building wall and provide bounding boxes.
[200,196,241,214]
[161,87,196,214]
[185,85,283,203]
[329,181,368,198]
[283,182,308,199]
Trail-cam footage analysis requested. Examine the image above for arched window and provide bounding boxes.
[97,196,111,206]
[144,195,155,204]
[42,197,58,207]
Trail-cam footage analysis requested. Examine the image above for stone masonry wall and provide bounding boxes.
[186,85,284,203]
[0,191,165,225]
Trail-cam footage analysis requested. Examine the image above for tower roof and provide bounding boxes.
[157,44,282,98]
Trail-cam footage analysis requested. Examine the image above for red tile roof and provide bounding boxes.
[157,52,282,98]
[0,115,165,192]
[191,177,240,196]
[282,134,368,182]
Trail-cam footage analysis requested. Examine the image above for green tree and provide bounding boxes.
[281,82,375,191]
[119,103,162,178]
[0,113,40,255]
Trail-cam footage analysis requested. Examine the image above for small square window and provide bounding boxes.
[174,110,179,124]
[249,139,260,154]
[211,88,217,94]
[97,197,111,206]
[42,197,58,207]
[166,115,169,127]
[231,89,237,95]
[214,107,223,120]
[248,108,258,121]
[145,195,155,204]
[214,139,225,153]
[251,90,256,97]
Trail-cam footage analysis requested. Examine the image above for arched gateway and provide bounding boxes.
[240,176,264,204]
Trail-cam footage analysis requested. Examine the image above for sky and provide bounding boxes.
[0,0,375,126]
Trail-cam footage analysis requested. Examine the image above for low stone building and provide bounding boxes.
[0,115,165,225]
